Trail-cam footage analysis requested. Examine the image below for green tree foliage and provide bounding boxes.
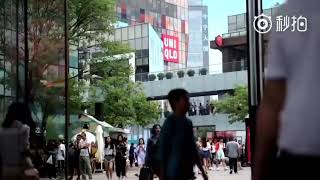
[0,0,118,136]
[214,86,248,124]
[69,0,116,42]
[70,43,160,127]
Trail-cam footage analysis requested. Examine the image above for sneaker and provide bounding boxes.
[230,171,233,174]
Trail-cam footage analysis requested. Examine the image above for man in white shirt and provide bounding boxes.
[57,139,65,175]
[79,132,93,180]
[254,0,320,179]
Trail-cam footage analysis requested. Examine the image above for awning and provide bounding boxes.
[79,113,114,128]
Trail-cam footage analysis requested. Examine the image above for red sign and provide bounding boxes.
[215,35,223,47]
[162,34,179,63]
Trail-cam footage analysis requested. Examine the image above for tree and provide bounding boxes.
[214,86,248,124]
[70,42,160,127]
[0,0,118,137]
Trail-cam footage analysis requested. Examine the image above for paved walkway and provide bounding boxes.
[41,167,251,180]
[90,167,250,180]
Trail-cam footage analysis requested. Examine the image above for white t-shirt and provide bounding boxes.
[266,0,320,156]
[79,139,90,157]
[210,143,216,153]
[57,144,65,161]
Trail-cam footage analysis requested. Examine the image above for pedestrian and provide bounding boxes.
[253,1,320,180]
[159,89,208,180]
[135,138,146,177]
[69,135,81,180]
[216,139,227,171]
[0,102,39,180]
[136,138,146,167]
[210,140,216,169]
[129,143,135,167]
[124,137,130,176]
[79,132,93,180]
[104,136,116,180]
[192,103,197,116]
[145,124,162,177]
[200,137,211,172]
[46,140,57,179]
[199,103,204,115]
[206,101,210,115]
[226,138,240,174]
[115,135,127,180]
[57,139,66,176]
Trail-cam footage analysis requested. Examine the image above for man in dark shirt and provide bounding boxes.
[159,89,208,180]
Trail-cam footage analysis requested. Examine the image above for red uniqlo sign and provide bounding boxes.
[162,34,179,63]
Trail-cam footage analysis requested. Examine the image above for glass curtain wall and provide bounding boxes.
[0,0,26,121]
[1,0,68,178]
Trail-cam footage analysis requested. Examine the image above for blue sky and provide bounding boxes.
[202,0,285,72]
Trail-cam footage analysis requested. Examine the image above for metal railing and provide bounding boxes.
[135,61,248,82]
[222,31,247,38]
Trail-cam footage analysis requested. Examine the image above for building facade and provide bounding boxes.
[106,23,164,81]
[187,0,209,68]
[116,0,189,70]
[210,6,283,73]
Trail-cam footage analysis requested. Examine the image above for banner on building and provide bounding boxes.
[162,34,179,63]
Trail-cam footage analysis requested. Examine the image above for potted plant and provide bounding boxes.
[177,70,185,78]
[187,69,195,77]
[165,72,173,79]
[157,73,165,80]
[148,74,156,81]
[199,68,208,75]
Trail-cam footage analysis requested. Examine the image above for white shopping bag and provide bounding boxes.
[46,155,53,165]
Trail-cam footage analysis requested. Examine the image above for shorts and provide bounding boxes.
[202,150,210,159]
[104,155,115,163]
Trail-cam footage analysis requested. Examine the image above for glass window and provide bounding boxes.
[142,49,149,57]
[181,34,185,43]
[228,15,237,24]
[142,37,148,49]
[135,25,142,38]
[161,1,165,14]
[121,28,128,40]
[228,24,237,32]
[129,39,135,49]
[135,38,142,50]
[129,26,135,39]
[143,58,149,65]
[142,24,148,37]
[136,58,143,66]
[237,14,245,29]
[136,50,142,58]
[115,29,121,41]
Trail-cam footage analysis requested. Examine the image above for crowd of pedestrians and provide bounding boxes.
[195,137,245,175]
[188,101,215,116]
[0,89,245,180]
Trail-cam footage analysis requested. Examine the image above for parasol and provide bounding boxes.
[95,125,105,163]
